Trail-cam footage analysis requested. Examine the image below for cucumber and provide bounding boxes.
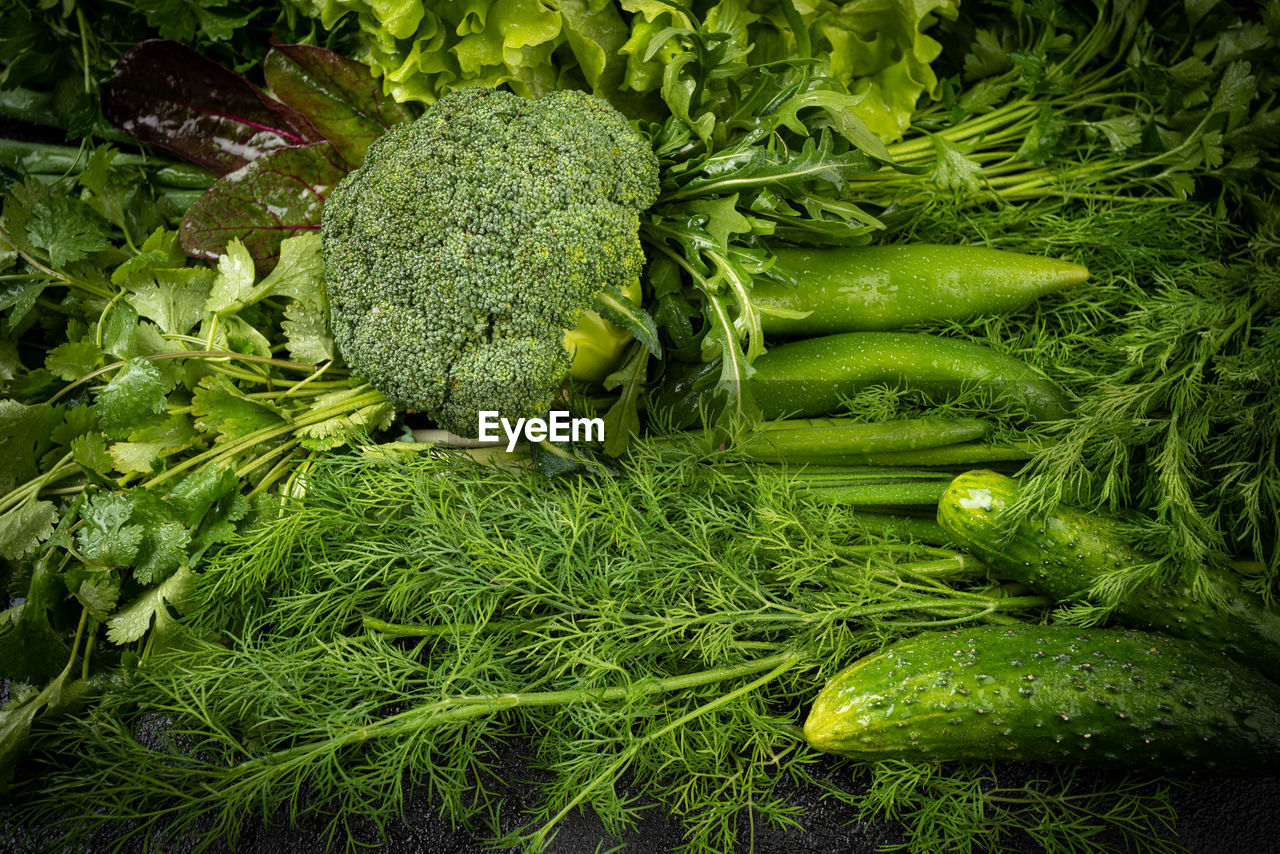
[652,334,1068,429]
[756,244,1089,336]
[937,470,1280,682]
[748,332,1070,422]
[803,625,1280,772]
[731,417,992,464]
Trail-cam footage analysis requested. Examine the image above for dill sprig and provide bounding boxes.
[853,761,1186,854]
[10,445,1145,854]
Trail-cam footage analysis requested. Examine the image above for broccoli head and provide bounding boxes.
[321,87,660,436]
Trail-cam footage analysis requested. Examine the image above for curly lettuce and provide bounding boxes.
[292,0,631,102]
[291,0,955,141]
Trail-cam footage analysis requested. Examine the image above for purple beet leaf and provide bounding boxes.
[179,142,347,272]
[102,39,323,175]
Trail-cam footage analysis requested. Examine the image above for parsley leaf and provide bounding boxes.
[24,196,112,268]
[96,358,167,438]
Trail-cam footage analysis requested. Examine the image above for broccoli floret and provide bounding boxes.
[321,87,659,436]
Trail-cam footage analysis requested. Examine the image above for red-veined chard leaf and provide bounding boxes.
[263,43,416,168]
[101,39,323,176]
[178,142,347,272]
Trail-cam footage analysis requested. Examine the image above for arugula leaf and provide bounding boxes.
[600,341,648,457]
[591,286,661,359]
[682,195,753,248]
[774,90,895,163]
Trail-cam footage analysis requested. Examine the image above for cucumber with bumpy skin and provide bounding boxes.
[803,625,1280,772]
[937,470,1280,682]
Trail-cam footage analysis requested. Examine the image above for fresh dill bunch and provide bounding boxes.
[9,445,1084,854]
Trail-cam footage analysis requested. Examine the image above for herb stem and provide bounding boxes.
[0,453,77,516]
[47,350,329,405]
[238,651,801,773]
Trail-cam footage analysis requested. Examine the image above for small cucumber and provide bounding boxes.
[756,244,1089,336]
[804,625,1280,772]
[937,470,1280,682]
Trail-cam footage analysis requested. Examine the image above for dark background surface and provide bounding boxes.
[3,760,1279,853]
[3,116,1278,854]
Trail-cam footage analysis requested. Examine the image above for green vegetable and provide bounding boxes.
[937,470,1280,682]
[295,0,958,140]
[849,0,1279,220]
[11,448,1053,852]
[683,416,992,464]
[790,469,958,507]
[321,87,660,436]
[754,245,1088,336]
[743,417,991,462]
[749,332,1069,422]
[804,624,1280,772]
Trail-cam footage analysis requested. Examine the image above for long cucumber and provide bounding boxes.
[789,468,956,506]
[714,417,991,463]
[749,333,1069,422]
[937,470,1280,682]
[757,244,1089,335]
[804,625,1280,772]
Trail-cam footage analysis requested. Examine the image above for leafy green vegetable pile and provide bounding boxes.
[1,0,1278,852]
